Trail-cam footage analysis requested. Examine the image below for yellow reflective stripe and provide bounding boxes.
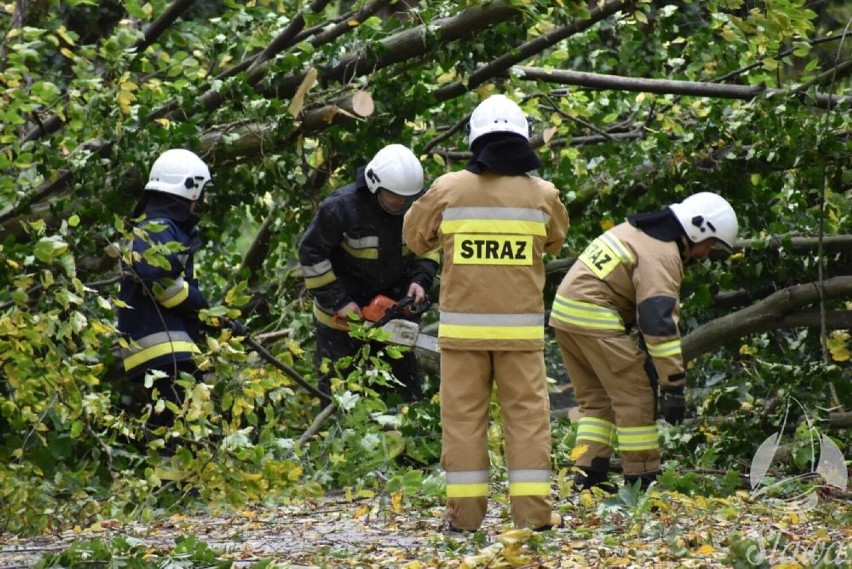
[417,247,441,264]
[439,312,544,341]
[550,295,623,330]
[439,323,542,340]
[617,425,659,451]
[156,279,189,308]
[446,483,489,498]
[646,338,681,358]
[509,482,551,496]
[446,470,489,497]
[577,416,616,446]
[304,271,337,289]
[441,219,546,236]
[312,304,350,331]
[341,241,378,259]
[123,341,199,371]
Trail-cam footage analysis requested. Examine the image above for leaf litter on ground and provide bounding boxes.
[0,488,849,568]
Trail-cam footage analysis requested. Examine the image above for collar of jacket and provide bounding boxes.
[628,207,689,261]
[465,133,543,175]
[140,192,200,230]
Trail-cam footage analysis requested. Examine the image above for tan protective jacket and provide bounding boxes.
[404,170,569,351]
[549,221,686,387]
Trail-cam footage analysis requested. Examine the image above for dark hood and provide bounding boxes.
[628,207,688,258]
[132,191,199,230]
[465,132,543,176]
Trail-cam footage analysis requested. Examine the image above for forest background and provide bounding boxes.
[0,0,850,567]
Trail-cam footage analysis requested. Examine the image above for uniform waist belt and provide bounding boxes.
[550,295,623,331]
[313,303,351,331]
[121,330,199,372]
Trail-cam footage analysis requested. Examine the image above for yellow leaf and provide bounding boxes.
[827,331,850,362]
[600,219,615,231]
[739,344,756,356]
[391,492,403,513]
[117,90,135,114]
[696,544,715,554]
[570,443,589,461]
[289,67,318,118]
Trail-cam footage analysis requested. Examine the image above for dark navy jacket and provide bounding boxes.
[298,168,439,327]
[117,196,208,378]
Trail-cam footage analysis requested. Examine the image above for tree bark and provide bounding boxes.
[513,66,852,109]
[682,276,852,362]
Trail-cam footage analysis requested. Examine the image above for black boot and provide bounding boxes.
[623,471,660,491]
[573,457,617,493]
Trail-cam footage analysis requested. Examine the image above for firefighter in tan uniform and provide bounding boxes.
[549,192,738,490]
[403,95,569,532]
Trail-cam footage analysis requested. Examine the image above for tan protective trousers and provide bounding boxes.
[553,329,660,476]
[440,349,553,531]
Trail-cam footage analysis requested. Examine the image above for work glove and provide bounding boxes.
[227,319,251,337]
[659,386,686,425]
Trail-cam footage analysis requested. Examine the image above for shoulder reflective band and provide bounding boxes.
[550,295,623,331]
[576,416,616,447]
[446,470,489,498]
[508,469,551,497]
[341,233,379,260]
[578,232,634,279]
[453,234,533,265]
[440,207,548,236]
[617,425,660,451]
[439,311,545,341]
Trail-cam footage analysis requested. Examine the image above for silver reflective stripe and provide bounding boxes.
[443,207,549,223]
[440,312,545,327]
[599,232,635,264]
[445,470,490,484]
[343,233,379,249]
[120,331,195,356]
[301,259,333,277]
[508,469,551,482]
[159,277,186,300]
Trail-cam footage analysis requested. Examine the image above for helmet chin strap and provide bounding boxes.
[376,191,411,215]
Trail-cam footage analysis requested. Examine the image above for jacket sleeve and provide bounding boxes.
[402,185,443,256]
[633,255,685,388]
[408,254,439,290]
[132,220,208,316]
[298,203,351,312]
[544,191,569,256]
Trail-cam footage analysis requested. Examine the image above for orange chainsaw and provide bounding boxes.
[334,295,439,353]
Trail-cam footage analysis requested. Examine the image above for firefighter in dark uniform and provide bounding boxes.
[117,148,214,431]
[404,95,569,532]
[549,192,738,490]
[299,144,439,403]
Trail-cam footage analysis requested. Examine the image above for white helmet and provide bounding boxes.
[468,94,529,146]
[364,144,424,197]
[669,192,738,250]
[145,148,211,201]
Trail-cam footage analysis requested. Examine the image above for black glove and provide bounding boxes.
[228,319,250,337]
[660,387,686,425]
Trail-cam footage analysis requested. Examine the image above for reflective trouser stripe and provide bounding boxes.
[646,338,682,358]
[617,425,660,451]
[508,469,551,496]
[550,295,624,331]
[156,278,189,308]
[446,470,489,498]
[122,331,199,371]
[577,416,616,447]
[439,311,544,341]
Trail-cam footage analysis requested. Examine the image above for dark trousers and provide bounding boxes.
[315,320,422,403]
